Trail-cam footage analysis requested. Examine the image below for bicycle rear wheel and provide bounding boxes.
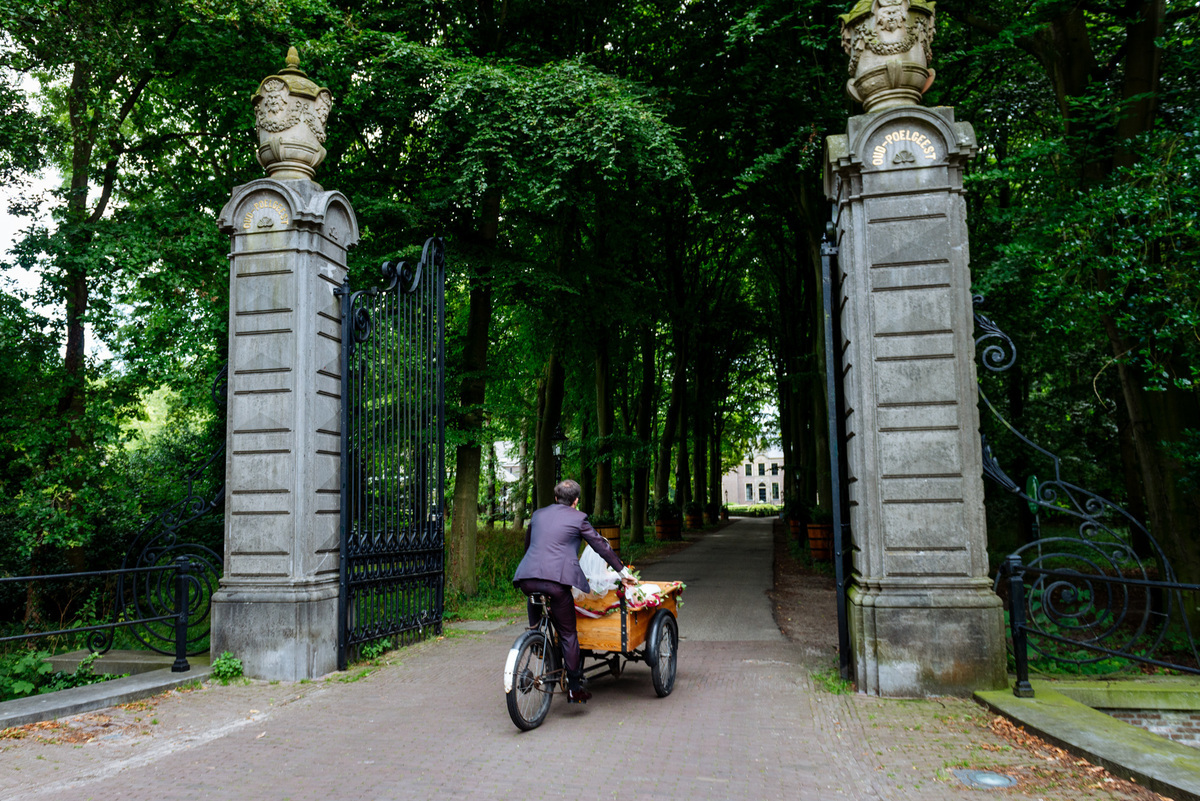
[646,611,678,697]
[505,630,555,730]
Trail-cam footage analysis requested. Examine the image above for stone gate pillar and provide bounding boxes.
[823,0,1006,696]
[210,49,358,680]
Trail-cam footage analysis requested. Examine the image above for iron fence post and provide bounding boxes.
[1005,554,1034,697]
[434,238,447,631]
[172,557,191,673]
[336,278,352,672]
[822,229,853,681]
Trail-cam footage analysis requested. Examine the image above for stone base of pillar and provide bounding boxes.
[211,579,339,681]
[848,581,1007,697]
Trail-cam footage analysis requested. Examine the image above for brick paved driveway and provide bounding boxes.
[0,518,1147,800]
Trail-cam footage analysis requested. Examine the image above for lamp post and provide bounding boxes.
[553,425,567,484]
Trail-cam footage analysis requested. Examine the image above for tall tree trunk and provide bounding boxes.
[60,61,93,439]
[674,332,690,508]
[31,59,99,611]
[532,379,545,511]
[1113,0,1163,170]
[512,422,530,533]
[575,387,593,514]
[632,326,655,543]
[778,364,795,506]
[1117,409,1148,556]
[616,343,634,530]
[674,428,690,509]
[534,351,565,510]
[808,373,827,509]
[580,412,594,514]
[594,337,614,516]
[485,444,497,531]
[708,408,723,515]
[448,188,499,595]
[1105,1,1174,566]
[692,354,709,521]
[1043,10,1099,141]
[1103,317,1200,584]
[654,345,683,504]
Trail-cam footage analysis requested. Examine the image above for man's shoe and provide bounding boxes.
[567,688,592,704]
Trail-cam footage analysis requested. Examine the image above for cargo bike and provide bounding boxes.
[503,581,683,731]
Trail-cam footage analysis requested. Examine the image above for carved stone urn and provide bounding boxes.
[252,47,333,180]
[839,0,936,112]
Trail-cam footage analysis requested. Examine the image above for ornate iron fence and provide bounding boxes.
[337,237,446,669]
[0,558,203,672]
[975,298,1200,694]
[999,557,1200,696]
[101,362,225,656]
[0,363,227,671]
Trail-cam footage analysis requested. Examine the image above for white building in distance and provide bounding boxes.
[720,450,786,506]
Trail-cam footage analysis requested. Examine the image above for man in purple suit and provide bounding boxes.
[513,479,636,703]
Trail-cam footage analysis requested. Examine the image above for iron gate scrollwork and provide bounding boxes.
[0,362,227,664]
[337,237,446,669]
[974,297,1199,691]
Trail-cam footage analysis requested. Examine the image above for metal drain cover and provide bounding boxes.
[951,769,1017,789]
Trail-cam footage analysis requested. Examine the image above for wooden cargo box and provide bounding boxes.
[576,582,681,653]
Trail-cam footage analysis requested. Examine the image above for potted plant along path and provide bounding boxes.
[591,511,621,555]
[785,499,809,542]
[684,501,703,530]
[654,499,682,542]
[808,506,834,562]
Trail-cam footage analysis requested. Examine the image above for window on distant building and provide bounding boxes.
[758,463,765,475]
[745,463,752,476]
[745,483,753,501]
[771,463,778,475]
[772,483,779,500]
[758,483,767,503]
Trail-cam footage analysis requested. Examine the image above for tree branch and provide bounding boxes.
[86,157,118,225]
[1165,5,1200,23]
[116,131,211,157]
[941,6,1048,64]
[114,73,153,130]
[87,131,214,224]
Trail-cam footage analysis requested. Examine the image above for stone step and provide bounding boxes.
[48,649,211,677]
[0,666,212,729]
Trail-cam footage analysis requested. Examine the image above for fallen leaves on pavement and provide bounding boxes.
[1,712,151,745]
[989,715,1173,801]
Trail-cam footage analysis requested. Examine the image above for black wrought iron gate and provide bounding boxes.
[974,298,1200,691]
[336,237,447,669]
[821,226,854,680]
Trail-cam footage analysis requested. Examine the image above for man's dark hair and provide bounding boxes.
[554,479,581,506]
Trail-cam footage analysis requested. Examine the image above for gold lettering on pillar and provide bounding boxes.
[242,198,292,230]
[870,128,938,167]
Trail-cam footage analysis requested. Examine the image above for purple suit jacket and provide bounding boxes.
[513,503,625,592]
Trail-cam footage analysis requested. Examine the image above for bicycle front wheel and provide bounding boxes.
[504,630,555,731]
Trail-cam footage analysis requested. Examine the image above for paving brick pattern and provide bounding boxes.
[0,518,1151,800]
